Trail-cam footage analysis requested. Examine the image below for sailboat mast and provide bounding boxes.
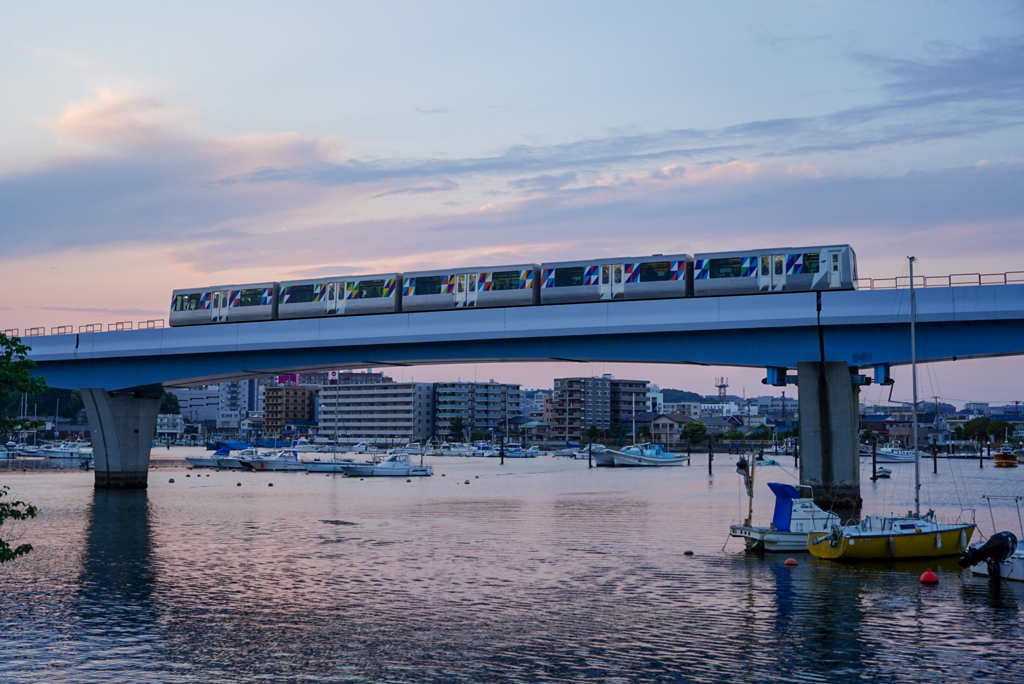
[909,256,920,518]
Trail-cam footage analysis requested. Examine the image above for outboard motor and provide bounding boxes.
[958,531,1017,573]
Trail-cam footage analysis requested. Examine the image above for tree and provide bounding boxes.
[682,421,707,444]
[583,425,602,445]
[987,419,1013,441]
[447,416,466,442]
[860,428,876,442]
[962,417,990,442]
[952,425,965,440]
[470,428,489,442]
[748,423,773,441]
[724,429,744,441]
[0,334,45,563]
[637,425,652,442]
[160,392,181,415]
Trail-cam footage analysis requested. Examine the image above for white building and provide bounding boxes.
[156,414,185,441]
[318,382,434,444]
[174,387,220,423]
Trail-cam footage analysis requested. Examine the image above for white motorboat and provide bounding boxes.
[730,482,842,553]
[186,449,226,468]
[288,437,320,452]
[861,441,919,463]
[214,447,262,469]
[349,442,390,455]
[873,467,892,479]
[240,450,306,471]
[304,457,366,473]
[338,452,433,477]
[39,442,89,458]
[609,443,689,467]
[961,495,1024,582]
[590,444,616,466]
[432,442,475,457]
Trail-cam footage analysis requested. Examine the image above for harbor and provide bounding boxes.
[1,447,1023,682]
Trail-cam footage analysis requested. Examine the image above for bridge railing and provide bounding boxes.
[79,324,103,333]
[138,319,165,329]
[856,271,1024,290]
[50,325,74,336]
[2,329,18,338]
[24,327,46,337]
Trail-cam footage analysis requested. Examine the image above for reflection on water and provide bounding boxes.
[0,451,1022,683]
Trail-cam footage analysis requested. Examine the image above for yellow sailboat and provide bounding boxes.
[808,256,975,561]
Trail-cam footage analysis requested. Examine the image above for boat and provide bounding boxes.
[993,443,1018,468]
[960,496,1024,581]
[337,451,433,477]
[873,467,892,479]
[349,442,390,455]
[205,439,250,451]
[609,443,689,467]
[590,444,616,466]
[39,441,88,458]
[304,457,366,473]
[239,450,306,471]
[861,442,919,463]
[730,482,841,553]
[809,257,975,561]
[186,448,227,468]
[214,447,263,469]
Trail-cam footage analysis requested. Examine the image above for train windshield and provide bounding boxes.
[709,258,743,278]
[554,267,584,287]
[803,253,820,273]
[639,262,671,282]
[414,276,443,296]
[174,293,203,311]
[287,285,316,303]
[358,280,385,298]
[238,289,264,307]
[491,271,520,291]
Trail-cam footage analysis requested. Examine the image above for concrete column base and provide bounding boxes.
[81,388,162,490]
[798,361,862,515]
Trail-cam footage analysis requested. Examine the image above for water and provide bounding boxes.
[1,450,1023,683]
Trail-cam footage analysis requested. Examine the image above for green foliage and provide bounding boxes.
[682,421,707,443]
[583,424,602,445]
[161,392,181,415]
[962,417,990,442]
[447,416,466,442]
[860,428,876,441]
[724,429,744,440]
[470,428,489,442]
[748,424,773,440]
[661,389,703,403]
[0,334,48,435]
[952,425,965,440]
[637,425,652,441]
[987,419,1013,440]
[0,486,38,563]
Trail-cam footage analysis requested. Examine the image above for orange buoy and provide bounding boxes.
[920,568,939,584]
[784,558,798,567]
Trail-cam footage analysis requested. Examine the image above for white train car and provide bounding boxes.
[277,273,401,319]
[170,282,278,326]
[692,245,856,296]
[538,255,691,304]
[402,264,539,312]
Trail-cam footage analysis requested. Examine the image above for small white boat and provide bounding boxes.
[39,442,88,458]
[304,457,366,473]
[186,449,225,468]
[240,450,306,471]
[338,452,433,477]
[609,443,688,467]
[730,482,841,553]
[214,448,263,469]
[590,444,616,467]
[288,437,320,452]
[862,441,919,463]
[349,442,390,455]
[961,495,1024,582]
[873,467,892,479]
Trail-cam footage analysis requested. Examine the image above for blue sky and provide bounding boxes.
[2,1,1023,403]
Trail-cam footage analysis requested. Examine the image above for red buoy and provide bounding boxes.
[920,568,939,584]
[784,558,798,566]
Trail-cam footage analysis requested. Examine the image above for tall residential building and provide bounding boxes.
[552,375,650,443]
[318,381,434,444]
[434,381,523,440]
[174,387,220,423]
[263,385,318,437]
[217,380,257,430]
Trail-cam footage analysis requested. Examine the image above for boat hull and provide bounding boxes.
[610,450,688,467]
[186,457,219,468]
[808,524,974,560]
[729,525,811,553]
[970,543,1024,581]
[340,464,433,477]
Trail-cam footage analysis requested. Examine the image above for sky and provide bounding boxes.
[2,1,1024,406]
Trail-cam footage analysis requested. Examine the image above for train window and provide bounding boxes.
[288,284,316,303]
[413,276,443,295]
[238,289,263,307]
[457,275,465,293]
[614,264,623,284]
[602,265,610,285]
[760,256,770,276]
[357,280,385,298]
[213,293,220,309]
[832,253,839,271]
[469,276,476,292]
[491,271,520,291]
[709,258,743,278]
[554,267,584,287]
[639,261,671,282]
[803,253,820,273]
[174,294,200,311]
[774,256,784,276]
[328,284,336,301]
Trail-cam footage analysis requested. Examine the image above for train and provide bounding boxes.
[169,245,857,326]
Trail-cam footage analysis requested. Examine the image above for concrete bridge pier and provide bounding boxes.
[797,361,862,515]
[81,387,162,489]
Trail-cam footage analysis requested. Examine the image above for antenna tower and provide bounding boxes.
[715,376,729,401]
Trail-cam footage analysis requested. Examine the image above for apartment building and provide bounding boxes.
[263,385,318,437]
[551,375,650,443]
[318,382,434,444]
[434,381,523,440]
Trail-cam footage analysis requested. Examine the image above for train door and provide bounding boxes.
[758,254,786,292]
[326,282,345,314]
[600,263,625,300]
[825,249,843,288]
[211,290,230,322]
[456,272,479,308]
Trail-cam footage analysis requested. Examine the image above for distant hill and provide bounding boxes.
[661,389,704,403]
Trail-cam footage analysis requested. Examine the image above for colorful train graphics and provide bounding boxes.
[169,245,857,326]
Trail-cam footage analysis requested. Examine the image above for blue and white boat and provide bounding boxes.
[240,450,305,471]
[730,482,841,553]
[187,447,229,468]
[609,443,689,467]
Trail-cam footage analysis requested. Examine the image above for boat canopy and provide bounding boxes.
[767,482,802,532]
